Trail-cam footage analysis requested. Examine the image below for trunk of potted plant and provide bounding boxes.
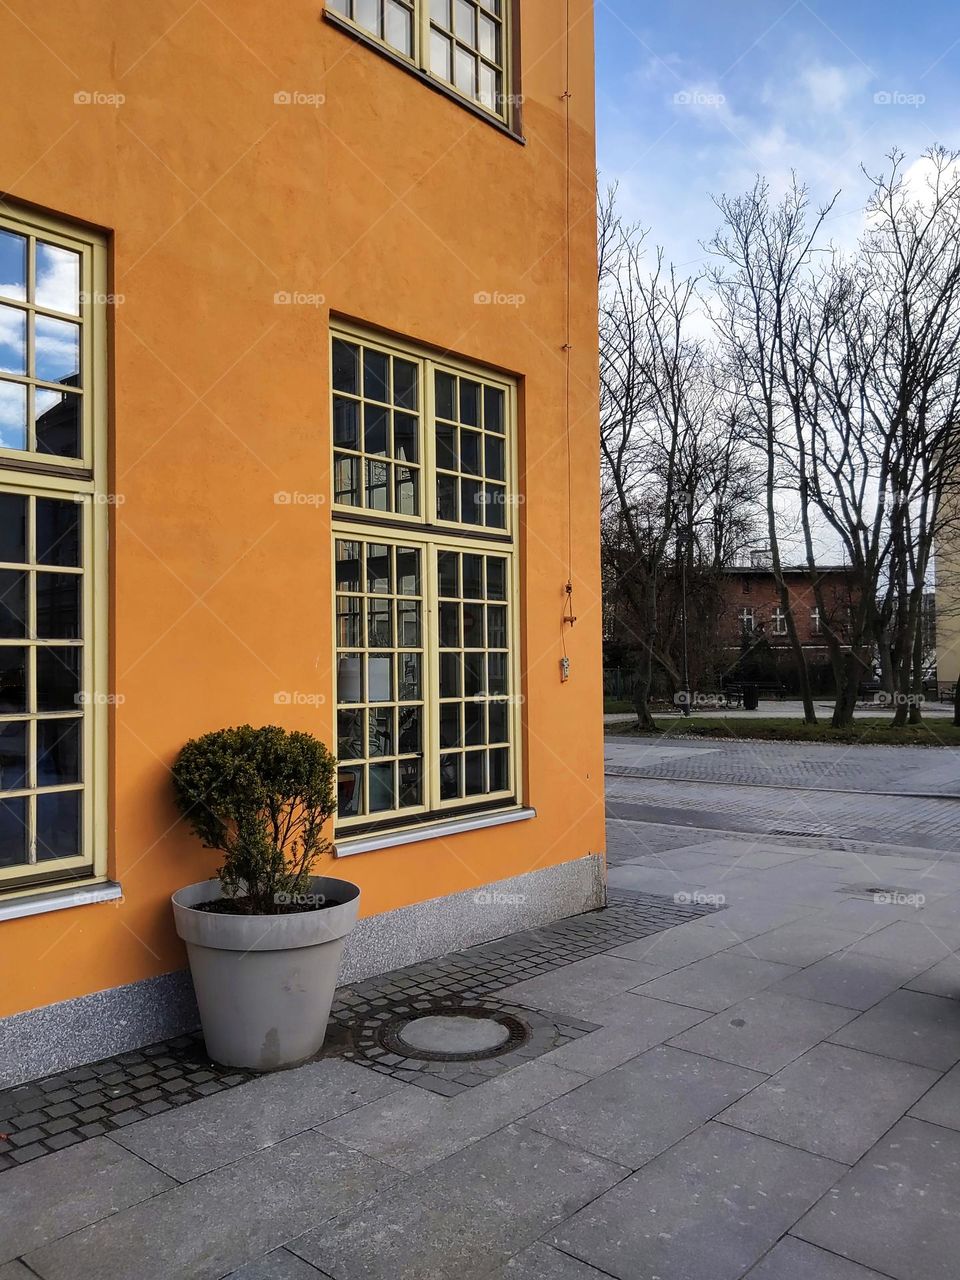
[170,725,359,1071]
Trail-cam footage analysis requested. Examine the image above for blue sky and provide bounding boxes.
[595,0,960,271]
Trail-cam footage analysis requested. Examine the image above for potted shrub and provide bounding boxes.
[170,724,360,1071]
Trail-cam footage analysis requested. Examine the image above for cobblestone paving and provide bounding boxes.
[0,889,720,1170]
[605,735,960,796]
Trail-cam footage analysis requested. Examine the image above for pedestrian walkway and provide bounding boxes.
[4,817,960,1279]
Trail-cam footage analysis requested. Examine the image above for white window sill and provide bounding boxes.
[0,880,122,922]
[335,806,536,857]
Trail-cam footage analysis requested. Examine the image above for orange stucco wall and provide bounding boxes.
[0,0,604,1018]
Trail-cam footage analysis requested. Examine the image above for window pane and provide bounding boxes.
[36,573,82,640]
[394,413,418,463]
[364,403,389,456]
[460,379,480,425]
[369,707,395,757]
[439,602,460,647]
[36,243,80,315]
[338,766,363,817]
[36,497,80,567]
[437,473,458,521]
[478,12,498,58]
[332,339,359,394]
[464,699,484,745]
[365,460,389,510]
[485,484,506,528]
[486,557,506,599]
[462,554,483,598]
[435,371,456,419]
[464,651,485,695]
[38,646,82,711]
[479,62,500,112]
[368,598,392,647]
[336,595,361,647]
[440,703,461,747]
[464,750,485,795]
[0,304,26,375]
[0,231,27,302]
[438,551,459,597]
[440,753,461,800]
[337,708,365,760]
[393,359,418,409]
[335,541,362,591]
[337,654,364,704]
[398,706,421,753]
[368,654,393,702]
[0,648,26,713]
[333,396,360,449]
[355,0,380,34]
[368,762,395,812]
[367,544,392,593]
[436,423,457,471]
[484,386,504,433]
[455,47,477,95]
[35,387,80,457]
[431,0,451,24]
[0,493,27,564]
[0,379,27,451]
[430,29,452,79]
[489,699,508,743]
[484,435,504,480]
[36,789,81,861]
[334,454,360,505]
[455,0,475,40]
[399,758,421,807]
[0,720,27,790]
[0,571,27,637]
[440,652,461,698]
[487,604,507,648]
[395,467,418,516]
[489,747,509,791]
[488,651,508,694]
[398,651,421,699]
[461,477,482,524]
[397,598,420,646]
[396,547,420,594]
[363,348,390,403]
[0,796,27,867]
[460,428,481,475]
[37,717,81,786]
[385,0,412,53]
[35,315,80,385]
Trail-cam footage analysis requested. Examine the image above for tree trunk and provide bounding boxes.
[832,651,862,728]
[633,575,659,732]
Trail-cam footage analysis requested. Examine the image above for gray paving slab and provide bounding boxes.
[289,1124,627,1280]
[525,1045,764,1168]
[0,1135,172,1263]
[727,922,863,968]
[771,953,921,1010]
[224,1250,332,1279]
[690,901,816,939]
[551,1120,843,1280]
[744,1237,891,1278]
[828,988,960,1070]
[606,920,738,970]
[538,993,709,1076]
[320,1059,588,1172]
[487,1243,612,1279]
[24,1132,395,1280]
[668,991,857,1073]
[495,954,661,1018]
[632,952,799,1012]
[905,950,960,997]
[719,1041,938,1163]
[111,1059,400,1181]
[0,1264,41,1280]
[909,1060,960,1131]
[793,1116,960,1280]
[840,920,960,969]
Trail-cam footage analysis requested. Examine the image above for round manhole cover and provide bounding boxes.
[399,1015,511,1055]
[378,1005,529,1062]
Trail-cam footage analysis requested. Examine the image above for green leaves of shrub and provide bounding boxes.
[172,725,337,914]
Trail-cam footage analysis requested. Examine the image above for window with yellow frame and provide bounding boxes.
[0,208,108,895]
[331,324,521,832]
[326,0,515,125]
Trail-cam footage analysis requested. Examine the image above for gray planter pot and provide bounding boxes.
[172,875,360,1071]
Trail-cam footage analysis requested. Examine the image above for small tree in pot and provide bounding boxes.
[170,725,360,1071]
[172,724,336,914]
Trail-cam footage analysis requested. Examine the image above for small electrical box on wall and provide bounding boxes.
[560,657,571,682]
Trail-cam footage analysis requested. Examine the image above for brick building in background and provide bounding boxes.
[721,561,859,692]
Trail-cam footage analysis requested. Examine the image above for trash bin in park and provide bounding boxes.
[743,683,759,711]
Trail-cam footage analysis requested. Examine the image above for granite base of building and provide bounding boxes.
[0,854,606,1088]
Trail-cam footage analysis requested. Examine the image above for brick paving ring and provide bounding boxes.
[377,1006,529,1062]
